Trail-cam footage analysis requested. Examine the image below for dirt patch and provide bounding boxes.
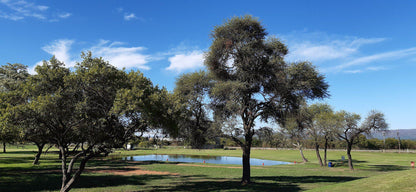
[88,166,179,176]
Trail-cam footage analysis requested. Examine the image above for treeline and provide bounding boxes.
[250,135,416,150]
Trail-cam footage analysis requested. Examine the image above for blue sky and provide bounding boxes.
[1,0,416,130]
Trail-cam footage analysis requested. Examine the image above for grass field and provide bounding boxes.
[1,145,416,191]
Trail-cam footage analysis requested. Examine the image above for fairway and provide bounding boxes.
[1,146,415,192]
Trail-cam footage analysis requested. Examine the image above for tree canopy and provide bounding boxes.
[205,15,329,183]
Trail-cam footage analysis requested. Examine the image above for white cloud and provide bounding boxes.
[90,40,151,70]
[328,47,416,72]
[283,31,386,62]
[166,51,204,72]
[289,43,356,61]
[0,0,70,21]
[41,39,75,67]
[344,66,387,74]
[58,12,71,18]
[34,39,151,72]
[124,13,137,21]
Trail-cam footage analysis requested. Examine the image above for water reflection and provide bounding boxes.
[122,154,291,166]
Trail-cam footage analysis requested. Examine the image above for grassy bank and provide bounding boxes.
[1,145,415,191]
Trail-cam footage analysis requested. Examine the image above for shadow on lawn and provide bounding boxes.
[367,164,408,171]
[0,168,177,192]
[146,175,361,192]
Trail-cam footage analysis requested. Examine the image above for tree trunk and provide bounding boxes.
[60,157,89,192]
[241,144,251,184]
[324,137,328,166]
[347,142,354,170]
[299,146,308,163]
[295,142,308,162]
[315,143,323,166]
[2,142,5,153]
[33,143,45,165]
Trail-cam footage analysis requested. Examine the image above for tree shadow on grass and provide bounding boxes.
[0,170,177,192]
[0,151,38,155]
[0,156,35,164]
[146,175,361,192]
[147,179,301,192]
[367,164,408,172]
[253,175,361,183]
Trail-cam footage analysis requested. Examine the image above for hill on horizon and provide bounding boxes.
[369,129,416,140]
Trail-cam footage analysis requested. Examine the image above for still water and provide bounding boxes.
[122,154,291,166]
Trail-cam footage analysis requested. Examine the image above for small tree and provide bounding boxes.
[205,15,329,183]
[280,113,309,163]
[0,63,29,153]
[336,110,388,170]
[173,71,213,149]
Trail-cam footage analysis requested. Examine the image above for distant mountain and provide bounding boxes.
[368,129,416,140]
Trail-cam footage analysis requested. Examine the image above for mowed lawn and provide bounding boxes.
[1,145,416,192]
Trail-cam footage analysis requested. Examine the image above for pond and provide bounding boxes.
[122,154,291,166]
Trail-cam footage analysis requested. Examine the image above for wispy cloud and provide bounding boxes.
[29,39,75,74]
[333,47,416,71]
[42,39,75,67]
[117,7,143,21]
[344,66,388,74]
[90,40,151,70]
[282,31,386,62]
[33,39,152,73]
[0,0,71,21]
[166,51,204,72]
[124,13,137,21]
[279,31,416,74]
[58,12,71,19]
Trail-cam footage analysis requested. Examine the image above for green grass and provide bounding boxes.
[1,145,416,191]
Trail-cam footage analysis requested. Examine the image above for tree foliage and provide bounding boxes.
[336,110,388,170]
[205,15,329,183]
[10,52,176,192]
[0,63,29,152]
[173,70,214,148]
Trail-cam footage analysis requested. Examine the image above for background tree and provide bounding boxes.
[314,105,341,166]
[0,63,29,153]
[336,110,388,170]
[281,114,309,163]
[205,15,329,184]
[112,70,179,146]
[173,71,213,149]
[256,127,275,147]
[306,103,333,167]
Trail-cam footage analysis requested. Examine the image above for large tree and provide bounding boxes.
[13,53,156,192]
[0,63,29,153]
[336,110,388,170]
[205,15,329,183]
[173,70,213,148]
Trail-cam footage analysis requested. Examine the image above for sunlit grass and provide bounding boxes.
[1,145,416,191]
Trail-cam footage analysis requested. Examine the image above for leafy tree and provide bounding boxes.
[256,127,275,147]
[0,63,29,153]
[305,104,332,166]
[316,111,341,166]
[205,15,329,183]
[13,53,153,192]
[336,110,388,170]
[173,71,213,148]
[112,70,179,145]
[280,113,309,163]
